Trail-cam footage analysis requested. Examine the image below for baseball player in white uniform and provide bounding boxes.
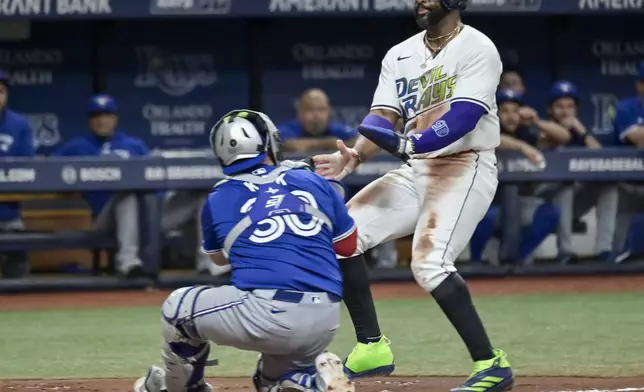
[313,1,514,391]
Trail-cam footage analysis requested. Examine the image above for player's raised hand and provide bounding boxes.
[312,140,360,180]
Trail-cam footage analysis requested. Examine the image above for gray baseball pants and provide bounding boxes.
[95,191,225,274]
[161,286,340,392]
[550,183,618,255]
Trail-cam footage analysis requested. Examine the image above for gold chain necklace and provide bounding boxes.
[425,23,463,53]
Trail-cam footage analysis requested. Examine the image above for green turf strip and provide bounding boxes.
[1,292,642,379]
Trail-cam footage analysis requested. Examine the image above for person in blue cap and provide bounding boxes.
[471,89,560,264]
[541,81,617,264]
[53,94,149,278]
[0,71,35,279]
[54,94,224,278]
[612,62,644,263]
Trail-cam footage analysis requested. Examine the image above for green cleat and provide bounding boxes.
[451,349,514,392]
[343,336,395,379]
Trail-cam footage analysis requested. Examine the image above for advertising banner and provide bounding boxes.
[0,22,93,154]
[0,0,641,19]
[261,19,406,129]
[555,16,644,145]
[105,20,249,150]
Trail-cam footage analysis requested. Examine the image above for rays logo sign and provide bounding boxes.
[134,46,218,97]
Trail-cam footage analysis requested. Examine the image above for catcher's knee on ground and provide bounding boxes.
[161,287,212,392]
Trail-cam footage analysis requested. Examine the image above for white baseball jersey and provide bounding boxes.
[371,25,503,159]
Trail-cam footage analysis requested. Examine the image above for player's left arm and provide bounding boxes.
[323,179,357,257]
[358,43,502,159]
[200,194,229,266]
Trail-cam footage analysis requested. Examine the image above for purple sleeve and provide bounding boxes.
[411,101,486,154]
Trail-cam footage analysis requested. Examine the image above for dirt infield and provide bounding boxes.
[2,275,644,391]
[3,376,644,392]
[3,275,644,311]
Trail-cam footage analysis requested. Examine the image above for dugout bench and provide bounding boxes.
[0,193,118,276]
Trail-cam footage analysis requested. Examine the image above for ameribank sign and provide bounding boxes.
[0,0,112,16]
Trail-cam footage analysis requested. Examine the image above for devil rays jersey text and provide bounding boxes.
[371,25,503,158]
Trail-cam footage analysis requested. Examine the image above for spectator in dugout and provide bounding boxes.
[278,88,357,152]
[538,81,618,264]
[53,94,229,278]
[0,71,35,278]
[499,66,526,95]
[470,89,560,264]
[611,62,644,263]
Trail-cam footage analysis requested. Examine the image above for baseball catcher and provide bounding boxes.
[133,110,356,392]
[313,1,514,391]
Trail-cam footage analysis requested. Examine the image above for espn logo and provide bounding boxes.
[150,0,231,14]
[155,0,193,9]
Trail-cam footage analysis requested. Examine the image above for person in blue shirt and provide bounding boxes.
[612,63,644,263]
[54,94,224,278]
[279,89,357,153]
[540,81,618,264]
[133,110,356,392]
[53,94,149,278]
[0,71,35,279]
[614,63,644,147]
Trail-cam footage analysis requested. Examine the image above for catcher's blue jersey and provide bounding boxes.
[201,164,354,297]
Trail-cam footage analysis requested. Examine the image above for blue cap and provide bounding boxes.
[549,80,579,104]
[496,89,523,105]
[0,71,8,84]
[87,94,117,114]
[638,62,644,80]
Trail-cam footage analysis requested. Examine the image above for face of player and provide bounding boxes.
[89,113,118,138]
[415,0,450,29]
[498,101,521,133]
[549,97,577,123]
[499,72,525,95]
[0,83,7,112]
[298,97,330,136]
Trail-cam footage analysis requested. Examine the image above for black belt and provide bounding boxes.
[271,289,341,304]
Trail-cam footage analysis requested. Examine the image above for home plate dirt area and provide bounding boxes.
[3,377,644,392]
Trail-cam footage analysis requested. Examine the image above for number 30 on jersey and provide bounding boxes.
[239,190,323,244]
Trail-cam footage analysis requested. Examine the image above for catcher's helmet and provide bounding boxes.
[210,110,282,176]
[440,0,467,11]
[548,81,579,105]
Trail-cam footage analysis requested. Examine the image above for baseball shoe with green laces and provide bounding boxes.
[343,336,395,379]
[451,349,514,392]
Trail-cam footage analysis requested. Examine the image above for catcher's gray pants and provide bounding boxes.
[161,286,340,391]
[0,219,29,278]
[95,191,217,274]
[614,183,644,251]
[550,183,618,255]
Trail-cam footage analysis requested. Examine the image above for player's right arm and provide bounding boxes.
[200,192,229,266]
[313,49,401,180]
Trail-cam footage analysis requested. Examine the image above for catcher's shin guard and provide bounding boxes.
[159,287,214,392]
[162,340,212,392]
